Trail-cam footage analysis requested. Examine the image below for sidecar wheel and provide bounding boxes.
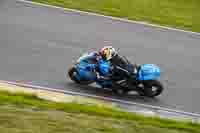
[142,80,164,97]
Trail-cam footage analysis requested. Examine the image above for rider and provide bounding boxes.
[81,46,137,81]
[98,46,137,81]
[99,46,129,69]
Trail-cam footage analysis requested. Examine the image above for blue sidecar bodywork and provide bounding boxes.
[137,64,161,81]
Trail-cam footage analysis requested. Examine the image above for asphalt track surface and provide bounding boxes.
[1,0,200,113]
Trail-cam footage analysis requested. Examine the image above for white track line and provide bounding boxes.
[17,0,200,36]
[1,80,200,118]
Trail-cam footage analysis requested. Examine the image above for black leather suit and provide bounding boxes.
[109,54,137,81]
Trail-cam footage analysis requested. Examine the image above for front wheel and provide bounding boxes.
[140,80,164,97]
[68,67,94,85]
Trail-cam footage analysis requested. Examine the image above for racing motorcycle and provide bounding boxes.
[68,52,164,97]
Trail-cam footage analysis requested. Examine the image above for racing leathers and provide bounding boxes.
[109,54,137,81]
[79,51,137,85]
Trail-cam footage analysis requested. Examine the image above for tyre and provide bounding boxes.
[142,80,164,97]
[68,67,94,85]
[68,67,81,83]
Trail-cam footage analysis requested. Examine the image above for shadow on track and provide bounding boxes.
[64,82,162,104]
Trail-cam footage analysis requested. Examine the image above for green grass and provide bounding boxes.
[0,91,199,133]
[0,106,194,133]
[32,0,199,32]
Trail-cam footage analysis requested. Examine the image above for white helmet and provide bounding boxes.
[99,46,117,61]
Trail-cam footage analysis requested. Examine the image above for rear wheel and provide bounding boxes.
[140,80,164,97]
[68,67,94,85]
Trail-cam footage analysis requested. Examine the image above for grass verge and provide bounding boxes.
[0,90,199,133]
[32,0,199,32]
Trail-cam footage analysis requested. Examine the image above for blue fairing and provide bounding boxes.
[74,52,110,81]
[76,62,97,80]
[137,64,160,80]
